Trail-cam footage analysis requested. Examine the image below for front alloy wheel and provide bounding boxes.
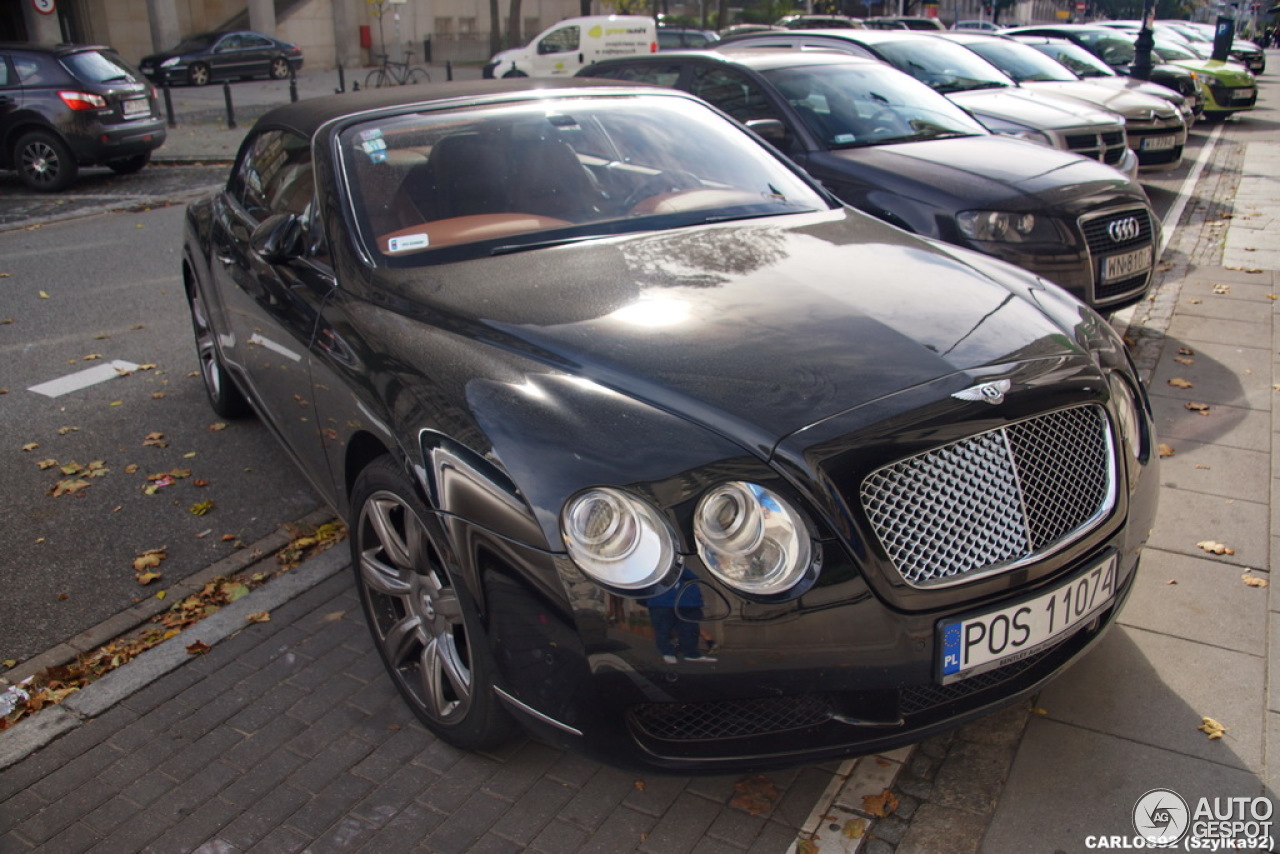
[269,57,290,79]
[352,458,515,748]
[187,279,251,418]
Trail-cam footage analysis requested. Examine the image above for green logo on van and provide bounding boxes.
[588,25,603,37]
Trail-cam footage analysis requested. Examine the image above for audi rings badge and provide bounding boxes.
[1108,217,1141,243]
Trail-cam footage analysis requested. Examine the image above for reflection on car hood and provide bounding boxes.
[823,135,1140,209]
[1085,75,1189,105]
[1019,80,1180,119]
[1164,58,1254,84]
[373,209,1083,449]
[948,86,1122,130]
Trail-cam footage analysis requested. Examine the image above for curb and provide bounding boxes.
[0,514,351,771]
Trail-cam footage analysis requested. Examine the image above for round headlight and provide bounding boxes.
[562,488,676,590]
[694,482,812,596]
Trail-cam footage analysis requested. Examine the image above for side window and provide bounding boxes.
[242,35,272,48]
[231,129,314,222]
[218,35,243,52]
[0,56,11,88]
[588,63,681,87]
[13,55,50,84]
[689,66,783,124]
[538,26,580,55]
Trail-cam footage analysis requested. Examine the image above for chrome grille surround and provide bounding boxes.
[860,404,1116,589]
[1079,204,1156,306]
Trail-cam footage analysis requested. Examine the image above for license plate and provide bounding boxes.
[1232,88,1255,102]
[122,98,148,117]
[938,553,1117,683]
[1102,245,1153,283]
[1140,135,1177,152]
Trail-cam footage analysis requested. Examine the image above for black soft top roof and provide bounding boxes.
[251,78,668,139]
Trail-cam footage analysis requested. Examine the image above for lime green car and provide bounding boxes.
[1152,38,1256,120]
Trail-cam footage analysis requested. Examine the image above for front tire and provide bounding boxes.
[15,130,77,192]
[501,69,528,78]
[365,68,390,89]
[187,278,251,419]
[351,457,516,750]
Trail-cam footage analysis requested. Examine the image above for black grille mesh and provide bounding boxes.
[860,405,1113,587]
[629,693,835,741]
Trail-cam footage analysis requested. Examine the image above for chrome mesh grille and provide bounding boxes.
[860,405,1114,588]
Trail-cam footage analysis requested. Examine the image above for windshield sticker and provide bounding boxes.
[387,233,430,253]
[833,133,856,144]
[358,129,388,163]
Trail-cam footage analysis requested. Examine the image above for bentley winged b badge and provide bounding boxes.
[952,378,1011,405]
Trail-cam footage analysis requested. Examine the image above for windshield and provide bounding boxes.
[874,39,1014,93]
[763,63,987,148]
[340,95,828,263]
[963,39,1079,82]
[61,50,140,84]
[1152,39,1199,62]
[1019,40,1118,77]
[1073,31,1136,66]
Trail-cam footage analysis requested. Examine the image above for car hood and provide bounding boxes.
[1019,80,1180,119]
[1084,75,1187,105]
[946,86,1122,131]
[820,134,1139,211]
[368,209,1086,453]
[1165,58,1254,84]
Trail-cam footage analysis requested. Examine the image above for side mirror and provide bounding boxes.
[250,213,305,263]
[746,118,788,143]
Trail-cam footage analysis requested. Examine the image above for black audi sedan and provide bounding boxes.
[139,30,303,86]
[0,42,166,192]
[184,80,1158,773]
[581,51,1160,309]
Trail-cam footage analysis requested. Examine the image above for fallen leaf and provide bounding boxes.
[1167,579,1178,585]
[221,533,237,542]
[1178,347,1195,356]
[322,611,346,623]
[1167,378,1193,389]
[1157,443,1175,458]
[1197,716,1227,740]
[730,775,779,816]
[1242,573,1268,589]
[142,432,168,448]
[246,611,271,623]
[1185,402,1211,415]
[133,549,166,572]
[38,291,49,299]
[56,426,78,436]
[151,392,166,399]
[194,479,209,487]
[135,571,162,585]
[21,443,38,452]
[633,780,646,792]
[49,479,91,497]
[1188,298,1202,305]
[796,840,819,854]
[189,500,215,516]
[1031,707,1049,715]
[1267,294,1278,301]
[221,581,249,602]
[185,640,211,656]
[862,789,899,818]
[1212,283,1230,295]
[1196,540,1235,556]
[1174,356,1194,366]
[124,464,139,474]
[36,458,58,470]
[82,354,102,361]
[842,818,867,839]
[208,422,228,432]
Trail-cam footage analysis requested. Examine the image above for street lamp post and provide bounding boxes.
[1132,0,1155,80]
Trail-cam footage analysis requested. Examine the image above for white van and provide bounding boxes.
[483,16,657,78]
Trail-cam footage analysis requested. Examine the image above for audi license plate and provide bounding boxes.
[938,553,1117,683]
[1140,135,1177,151]
[1102,245,1153,283]
[122,98,148,118]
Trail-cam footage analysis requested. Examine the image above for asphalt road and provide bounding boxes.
[0,122,1214,667]
[0,200,322,664]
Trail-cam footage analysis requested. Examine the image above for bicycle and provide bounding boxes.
[365,48,431,88]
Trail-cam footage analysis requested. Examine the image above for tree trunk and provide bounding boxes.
[489,0,502,55]
[717,0,730,29]
[508,0,523,49]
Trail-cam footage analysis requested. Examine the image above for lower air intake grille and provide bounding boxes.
[860,405,1114,588]
[629,694,835,742]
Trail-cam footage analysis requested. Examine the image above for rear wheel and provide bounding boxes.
[107,152,151,175]
[15,130,77,192]
[188,62,211,86]
[406,67,431,84]
[187,278,251,418]
[501,69,528,78]
[351,457,516,750]
[269,57,290,79]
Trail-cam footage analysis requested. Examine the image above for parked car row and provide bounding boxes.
[183,78,1162,773]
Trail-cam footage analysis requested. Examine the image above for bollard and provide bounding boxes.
[222,81,236,130]
[353,80,360,92]
[337,63,346,94]
[162,82,176,128]
[446,60,453,82]
[289,65,298,102]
